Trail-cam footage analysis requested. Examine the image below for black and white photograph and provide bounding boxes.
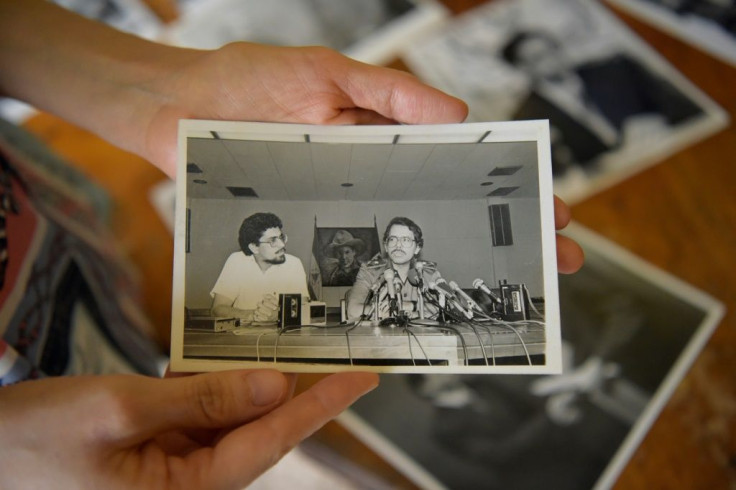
[161,0,449,65]
[170,119,561,374]
[338,222,724,489]
[400,0,728,203]
[608,0,736,67]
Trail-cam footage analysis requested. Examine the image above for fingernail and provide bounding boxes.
[248,370,286,406]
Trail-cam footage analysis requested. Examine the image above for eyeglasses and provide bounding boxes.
[259,233,288,247]
[386,236,415,247]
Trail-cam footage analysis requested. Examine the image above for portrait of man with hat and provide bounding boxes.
[321,229,366,286]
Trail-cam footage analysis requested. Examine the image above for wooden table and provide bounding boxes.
[183,322,545,367]
[21,1,736,488]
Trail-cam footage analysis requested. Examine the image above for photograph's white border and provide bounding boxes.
[170,119,560,374]
[567,223,726,489]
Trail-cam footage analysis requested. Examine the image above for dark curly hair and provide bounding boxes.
[383,216,423,249]
[238,212,283,255]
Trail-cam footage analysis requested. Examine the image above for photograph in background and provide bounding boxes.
[170,119,561,374]
[401,0,729,203]
[338,222,724,489]
[162,0,450,65]
[607,0,736,67]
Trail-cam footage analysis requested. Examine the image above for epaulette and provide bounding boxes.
[416,259,438,274]
[364,253,388,269]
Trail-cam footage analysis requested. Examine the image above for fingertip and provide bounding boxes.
[446,96,470,123]
[554,195,572,230]
[556,234,585,274]
[304,371,379,416]
[410,88,469,124]
[247,370,289,407]
[336,371,380,395]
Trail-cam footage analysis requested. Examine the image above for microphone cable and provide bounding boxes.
[403,325,432,366]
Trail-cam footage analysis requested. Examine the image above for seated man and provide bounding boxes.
[347,217,441,321]
[210,212,309,324]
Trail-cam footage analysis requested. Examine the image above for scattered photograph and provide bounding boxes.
[338,222,724,489]
[170,119,561,374]
[607,0,736,67]
[161,0,449,65]
[401,0,728,203]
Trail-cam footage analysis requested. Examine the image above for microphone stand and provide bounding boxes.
[417,290,425,319]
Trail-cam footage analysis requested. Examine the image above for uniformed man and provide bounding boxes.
[346,217,441,321]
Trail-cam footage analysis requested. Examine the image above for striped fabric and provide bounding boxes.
[0,119,163,386]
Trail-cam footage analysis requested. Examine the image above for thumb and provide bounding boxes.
[198,372,379,489]
[123,370,290,443]
[335,59,468,124]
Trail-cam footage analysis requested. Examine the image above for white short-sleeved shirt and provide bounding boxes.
[210,252,309,311]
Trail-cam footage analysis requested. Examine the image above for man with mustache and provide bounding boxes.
[211,212,309,324]
[346,216,441,321]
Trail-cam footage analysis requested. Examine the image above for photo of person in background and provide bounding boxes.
[210,212,309,324]
[501,30,703,175]
[321,229,366,287]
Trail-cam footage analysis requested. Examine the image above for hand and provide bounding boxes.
[1,3,468,177]
[254,292,279,323]
[554,195,584,274]
[137,43,470,177]
[0,370,378,489]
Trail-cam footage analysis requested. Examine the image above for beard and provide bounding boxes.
[265,251,286,265]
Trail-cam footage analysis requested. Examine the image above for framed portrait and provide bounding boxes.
[313,225,382,288]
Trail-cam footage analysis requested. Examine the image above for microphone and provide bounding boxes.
[432,278,453,295]
[392,275,404,311]
[407,268,422,287]
[365,275,386,302]
[449,280,483,312]
[414,260,436,272]
[473,278,502,304]
[427,281,447,308]
[430,279,473,319]
[384,269,397,301]
[407,268,426,319]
